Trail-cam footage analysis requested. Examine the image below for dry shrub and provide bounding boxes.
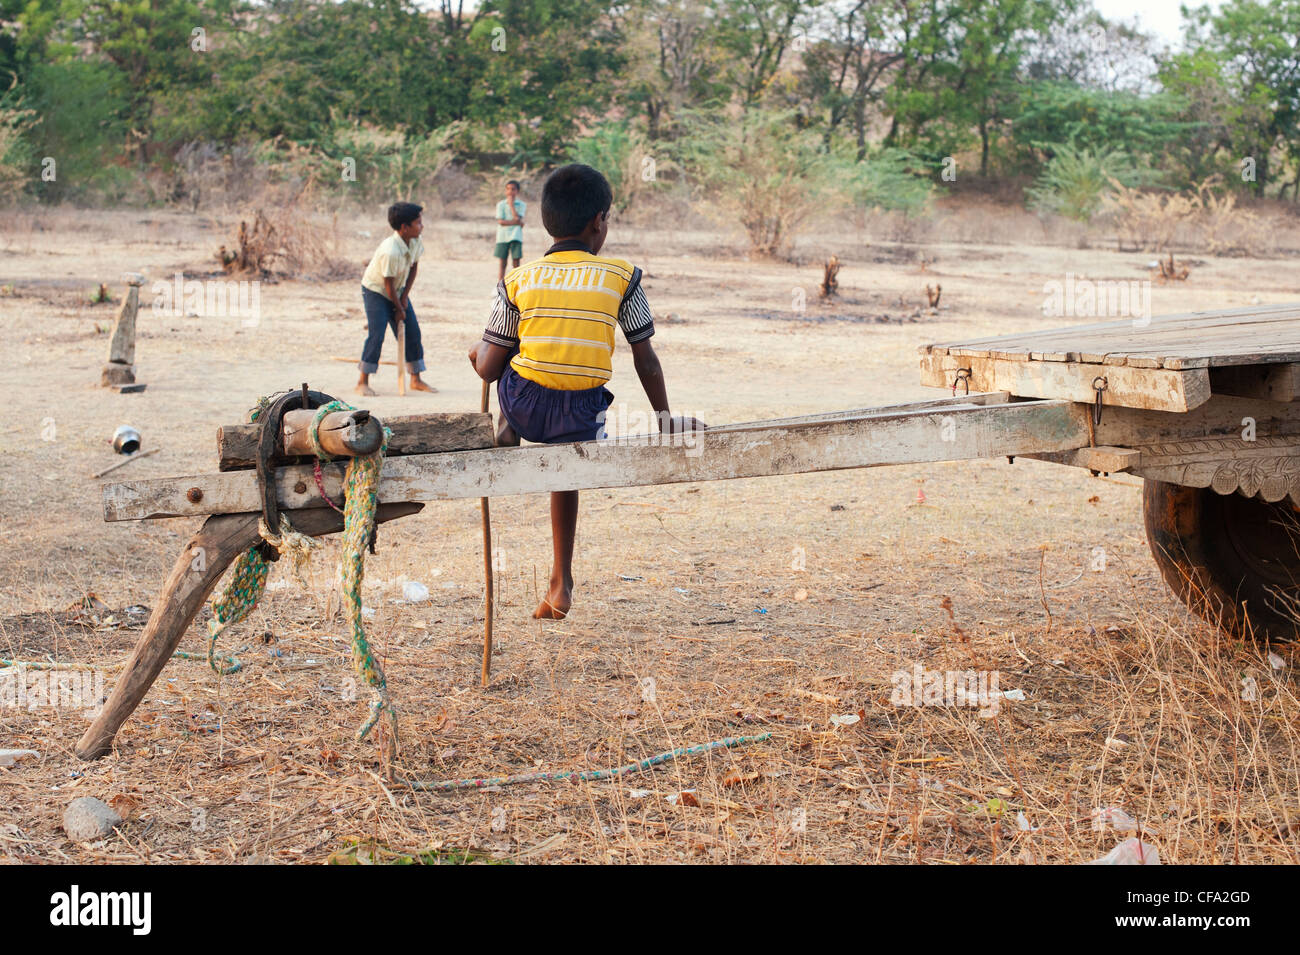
[218,205,350,279]
[1105,179,1198,252]
[1105,176,1263,255]
[1195,187,1262,256]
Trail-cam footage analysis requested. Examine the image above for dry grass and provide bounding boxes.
[1,477,1297,865]
[217,207,351,280]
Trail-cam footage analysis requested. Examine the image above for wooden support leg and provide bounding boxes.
[75,502,424,760]
[480,379,495,687]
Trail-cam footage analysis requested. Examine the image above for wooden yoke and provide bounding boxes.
[77,407,496,761]
[75,502,424,760]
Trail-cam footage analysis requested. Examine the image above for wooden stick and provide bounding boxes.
[480,379,495,687]
[74,501,425,760]
[397,320,407,396]
[92,447,159,479]
[330,356,397,367]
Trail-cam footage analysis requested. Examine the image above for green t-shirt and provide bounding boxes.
[495,198,525,244]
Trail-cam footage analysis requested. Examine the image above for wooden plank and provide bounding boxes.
[104,400,1090,522]
[1093,394,1300,448]
[923,304,1300,369]
[1024,446,1141,473]
[918,352,1211,412]
[708,391,1011,434]
[217,411,493,470]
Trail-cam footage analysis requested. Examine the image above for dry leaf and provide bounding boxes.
[108,794,142,820]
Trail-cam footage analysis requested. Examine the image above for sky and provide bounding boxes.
[1091,0,1223,49]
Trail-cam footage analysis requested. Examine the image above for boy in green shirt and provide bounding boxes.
[493,179,525,281]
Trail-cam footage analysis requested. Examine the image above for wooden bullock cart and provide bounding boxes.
[75,305,1300,761]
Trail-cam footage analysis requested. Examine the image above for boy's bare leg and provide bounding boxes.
[355,372,377,397]
[409,373,437,393]
[533,490,578,619]
[497,257,507,281]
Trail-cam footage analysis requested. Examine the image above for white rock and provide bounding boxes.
[62,797,123,843]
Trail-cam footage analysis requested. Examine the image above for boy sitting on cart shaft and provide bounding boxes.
[468,162,706,620]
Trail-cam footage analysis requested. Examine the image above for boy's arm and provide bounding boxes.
[469,341,511,382]
[630,340,706,433]
[618,274,704,432]
[383,275,400,307]
[470,281,520,382]
[401,262,418,307]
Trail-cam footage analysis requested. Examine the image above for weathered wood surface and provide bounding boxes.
[75,501,425,759]
[707,391,1011,433]
[1040,394,1300,503]
[921,304,1300,369]
[217,411,493,470]
[919,351,1210,412]
[280,408,383,459]
[105,400,1090,522]
[920,305,1300,410]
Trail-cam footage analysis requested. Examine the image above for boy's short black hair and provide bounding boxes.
[541,164,612,238]
[388,202,423,231]
[506,179,521,189]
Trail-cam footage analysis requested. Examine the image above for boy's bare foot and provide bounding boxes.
[410,376,438,393]
[355,383,377,396]
[532,579,572,619]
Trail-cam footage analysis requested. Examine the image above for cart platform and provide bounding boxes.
[920,304,1300,412]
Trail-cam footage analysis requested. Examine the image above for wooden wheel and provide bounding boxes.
[1143,479,1300,641]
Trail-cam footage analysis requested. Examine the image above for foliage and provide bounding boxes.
[680,109,930,255]
[568,120,665,212]
[3,0,1300,211]
[0,104,35,201]
[1026,143,1150,222]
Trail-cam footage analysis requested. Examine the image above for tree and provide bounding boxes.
[1162,0,1300,195]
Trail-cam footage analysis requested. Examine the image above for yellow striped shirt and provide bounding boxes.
[483,243,655,390]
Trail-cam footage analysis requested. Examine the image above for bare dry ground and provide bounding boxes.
[0,205,1296,863]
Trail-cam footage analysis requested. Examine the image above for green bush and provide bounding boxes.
[325,121,463,202]
[679,109,931,256]
[1026,143,1151,222]
[19,60,130,201]
[568,120,664,212]
[0,105,36,202]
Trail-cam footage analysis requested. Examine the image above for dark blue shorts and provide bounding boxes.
[497,363,613,444]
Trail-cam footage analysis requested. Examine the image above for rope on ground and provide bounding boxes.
[2,646,244,673]
[394,733,773,792]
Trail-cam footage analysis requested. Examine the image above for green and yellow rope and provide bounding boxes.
[207,396,395,752]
